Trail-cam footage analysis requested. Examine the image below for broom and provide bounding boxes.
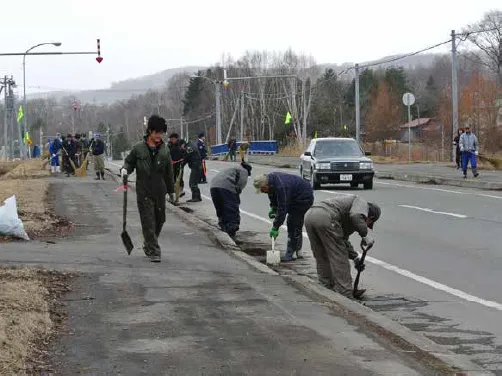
[238,142,250,162]
[74,141,94,177]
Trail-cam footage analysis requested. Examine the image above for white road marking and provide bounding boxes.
[321,190,354,196]
[376,180,463,194]
[210,169,220,173]
[200,194,501,311]
[399,205,467,218]
[476,193,502,200]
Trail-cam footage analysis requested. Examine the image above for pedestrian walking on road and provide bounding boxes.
[120,115,175,263]
[92,134,106,180]
[49,137,62,175]
[253,172,314,262]
[453,128,464,170]
[210,161,252,238]
[197,132,208,183]
[304,195,381,300]
[62,134,77,177]
[182,140,203,202]
[459,125,479,179]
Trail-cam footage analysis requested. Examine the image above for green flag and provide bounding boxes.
[314,130,318,139]
[285,111,292,125]
[17,105,24,123]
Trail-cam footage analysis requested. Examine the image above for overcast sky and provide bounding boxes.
[1,0,500,96]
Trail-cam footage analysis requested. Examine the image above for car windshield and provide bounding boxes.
[313,140,363,158]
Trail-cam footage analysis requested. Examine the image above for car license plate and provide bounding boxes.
[340,174,352,181]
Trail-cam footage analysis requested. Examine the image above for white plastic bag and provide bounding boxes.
[0,195,30,240]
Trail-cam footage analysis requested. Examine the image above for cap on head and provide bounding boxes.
[367,202,381,229]
[147,115,167,133]
[241,161,252,176]
[198,132,205,138]
[253,173,268,193]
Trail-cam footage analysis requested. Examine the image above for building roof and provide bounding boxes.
[399,118,434,129]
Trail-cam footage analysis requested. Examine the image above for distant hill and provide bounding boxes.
[30,53,446,105]
[30,66,206,105]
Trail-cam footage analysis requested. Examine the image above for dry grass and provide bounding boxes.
[0,161,21,176]
[278,143,305,157]
[0,160,71,239]
[0,267,51,375]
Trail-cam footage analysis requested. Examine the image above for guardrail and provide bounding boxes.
[210,141,278,156]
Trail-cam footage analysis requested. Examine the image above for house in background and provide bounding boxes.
[399,118,440,142]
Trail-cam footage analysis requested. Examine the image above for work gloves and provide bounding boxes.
[268,208,276,219]
[353,253,365,272]
[475,151,479,156]
[361,236,375,249]
[120,168,128,178]
[269,227,279,239]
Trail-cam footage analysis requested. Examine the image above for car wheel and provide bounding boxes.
[363,179,373,190]
[310,170,321,190]
[350,182,358,188]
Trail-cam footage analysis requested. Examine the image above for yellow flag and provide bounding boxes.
[23,132,32,146]
[314,130,318,139]
[285,111,292,125]
[17,105,24,123]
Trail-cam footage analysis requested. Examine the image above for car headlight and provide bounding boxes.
[359,162,373,170]
[315,163,331,170]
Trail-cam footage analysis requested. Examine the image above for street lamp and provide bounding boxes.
[22,42,62,159]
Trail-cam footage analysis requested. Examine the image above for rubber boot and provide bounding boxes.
[95,172,101,180]
[100,171,105,180]
[473,168,479,178]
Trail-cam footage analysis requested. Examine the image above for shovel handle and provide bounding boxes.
[272,237,275,251]
[353,243,373,295]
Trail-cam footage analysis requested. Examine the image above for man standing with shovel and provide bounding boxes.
[120,115,175,263]
[304,195,381,300]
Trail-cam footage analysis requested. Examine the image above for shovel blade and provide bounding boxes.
[121,231,134,255]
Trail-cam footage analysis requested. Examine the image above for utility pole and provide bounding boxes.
[215,81,222,144]
[240,91,245,141]
[451,29,459,163]
[8,81,21,160]
[354,63,361,142]
[180,117,184,140]
[2,76,7,161]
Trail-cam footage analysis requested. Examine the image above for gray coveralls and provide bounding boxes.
[305,195,370,297]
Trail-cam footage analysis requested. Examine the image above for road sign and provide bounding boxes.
[402,92,415,106]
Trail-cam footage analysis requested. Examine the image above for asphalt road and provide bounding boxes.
[173,159,502,374]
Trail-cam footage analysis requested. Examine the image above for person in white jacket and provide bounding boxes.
[458,125,479,178]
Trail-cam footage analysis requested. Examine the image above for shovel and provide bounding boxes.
[121,174,134,254]
[266,237,281,265]
[353,242,373,295]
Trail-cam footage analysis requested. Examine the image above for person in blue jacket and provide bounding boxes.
[49,138,62,175]
[197,132,208,183]
[253,171,314,262]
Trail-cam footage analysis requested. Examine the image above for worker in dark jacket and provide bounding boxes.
[304,195,381,300]
[197,132,208,183]
[92,134,106,180]
[120,115,175,263]
[182,140,202,202]
[253,172,314,262]
[168,133,185,197]
[210,162,252,238]
[62,134,77,176]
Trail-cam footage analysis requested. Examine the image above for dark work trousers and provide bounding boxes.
[137,196,165,257]
[189,165,201,199]
[173,161,184,189]
[210,187,240,237]
[284,199,314,259]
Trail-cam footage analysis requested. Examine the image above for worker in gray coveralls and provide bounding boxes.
[304,195,381,300]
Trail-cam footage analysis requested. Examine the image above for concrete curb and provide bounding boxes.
[376,172,502,191]
[104,167,492,375]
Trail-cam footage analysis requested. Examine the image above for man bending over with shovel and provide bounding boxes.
[304,195,381,300]
[120,115,175,263]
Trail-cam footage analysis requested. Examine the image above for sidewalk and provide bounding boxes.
[244,155,502,190]
[0,173,439,375]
